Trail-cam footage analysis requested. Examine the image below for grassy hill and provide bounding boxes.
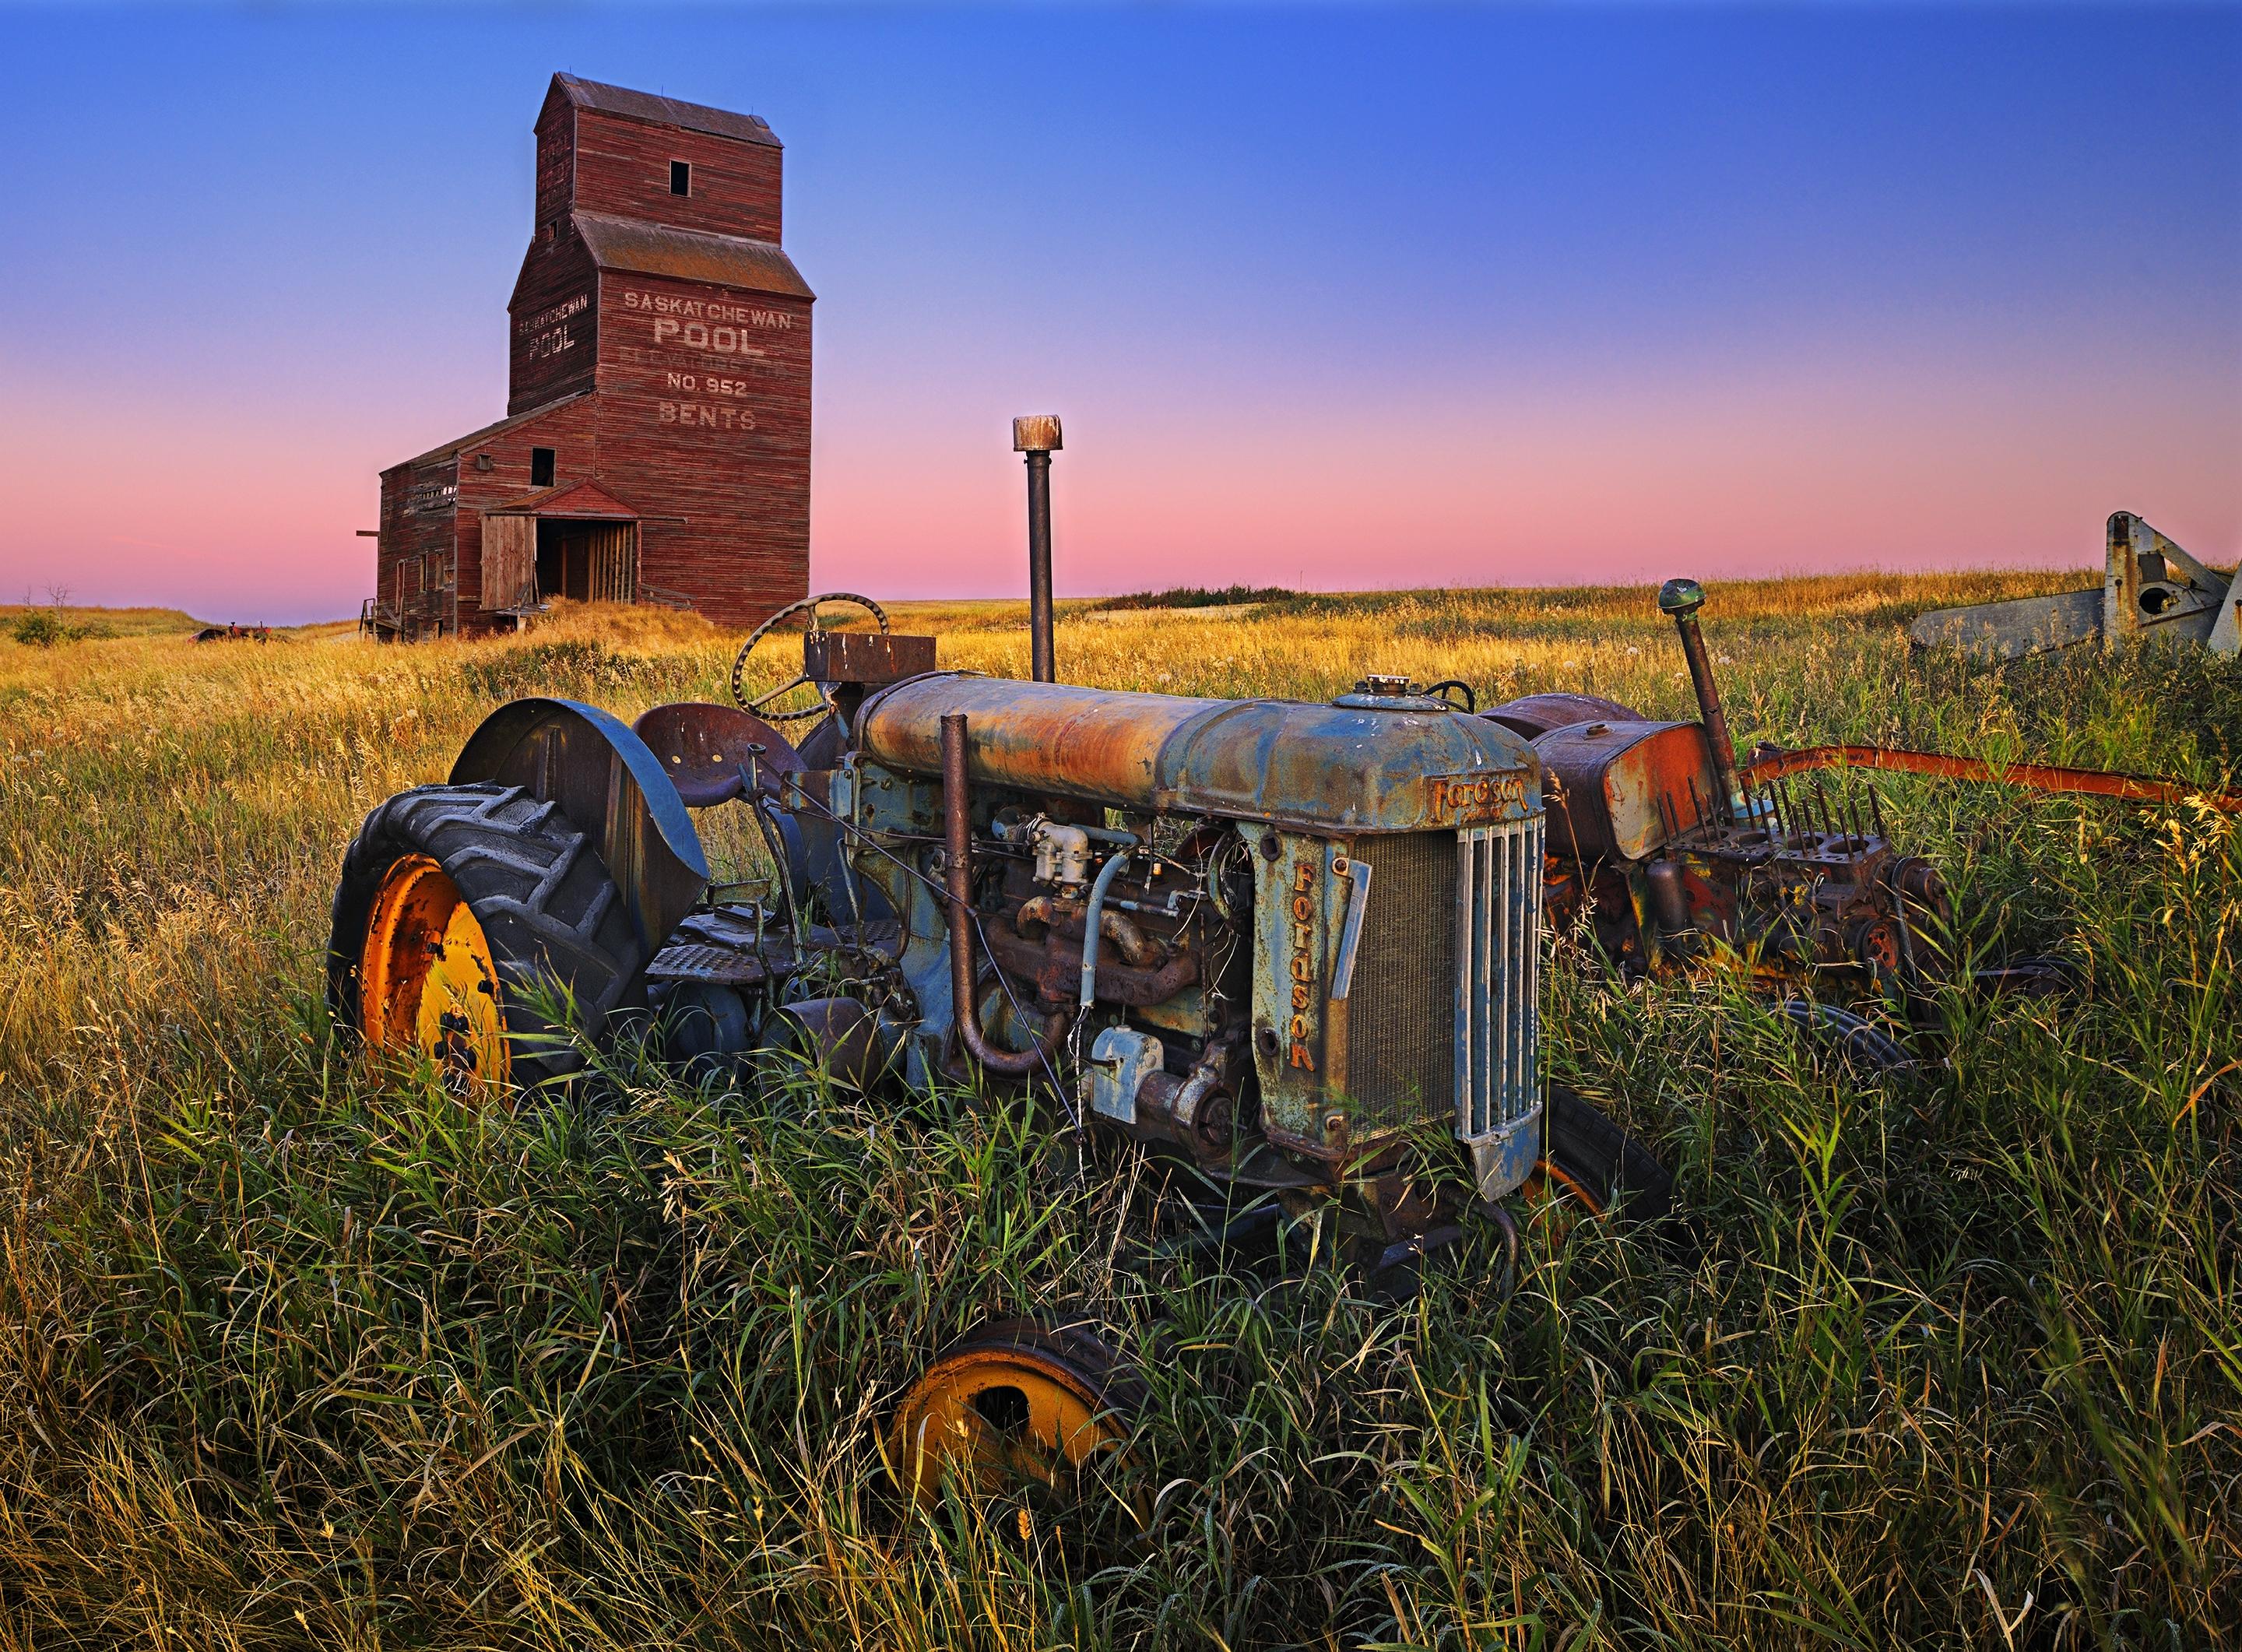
[0,573,2235,1645]
[0,602,209,641]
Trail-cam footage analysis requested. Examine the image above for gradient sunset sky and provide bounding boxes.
[1,5,2236,624]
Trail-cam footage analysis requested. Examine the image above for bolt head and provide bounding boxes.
[1657,578,1705,617]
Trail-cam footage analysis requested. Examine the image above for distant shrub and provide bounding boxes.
[1091,584,1298,612]
[11,611,66,647]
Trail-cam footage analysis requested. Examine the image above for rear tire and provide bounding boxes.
[329,782,649,1089]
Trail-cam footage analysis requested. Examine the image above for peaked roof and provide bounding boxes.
[551,73,780,149]
[573,211,814,301]
[483,478,643,518]
[388,392,592,473]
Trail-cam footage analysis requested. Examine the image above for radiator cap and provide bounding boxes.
[1331,674,1454,712]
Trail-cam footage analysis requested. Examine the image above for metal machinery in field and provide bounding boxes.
[331,609,1615,1502]
[329,429,2240,1506]
[1501,578,2240,1064]
[1908,511,2239,660]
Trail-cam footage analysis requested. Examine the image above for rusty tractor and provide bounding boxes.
[1505,578,2240,1067]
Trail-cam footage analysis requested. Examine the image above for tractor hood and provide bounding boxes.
[856,673,1539,834]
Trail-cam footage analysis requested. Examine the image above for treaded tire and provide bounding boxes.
[1774,999,1915,1077]
[1540,1083,1674,1221]
[328,782,649,1087]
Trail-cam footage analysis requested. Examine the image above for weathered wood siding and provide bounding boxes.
[594,268,810,627]
[508,228,598,417]
[377,75,810,639]
[451,397,603,620]
[376,455,461,637]
[479,515,537,612]
[568,107,782,244]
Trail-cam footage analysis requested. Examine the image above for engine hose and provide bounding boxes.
[941,713,1067,1077]
[1078,847,1136,1008]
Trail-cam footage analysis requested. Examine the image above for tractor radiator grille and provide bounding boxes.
[1455,817,1543,1144]
[1346,831,1457,1131]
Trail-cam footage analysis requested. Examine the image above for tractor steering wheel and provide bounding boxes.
[729,592,892,723]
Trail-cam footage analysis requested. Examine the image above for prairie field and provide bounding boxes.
[0,571,2237,1649]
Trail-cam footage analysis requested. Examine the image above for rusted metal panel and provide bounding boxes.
[861,675,1219,807]
[1481,692,1644,740]
[1249,831,1352,1156]
[802,631,937,686]
[858,676,1541,834]
[1903,586,2103,659]
[631,701,803,808]
[1908,511,2233,660]
[1535,720,1721,862]
[450,698,709,948]
[2105,511,2225,651]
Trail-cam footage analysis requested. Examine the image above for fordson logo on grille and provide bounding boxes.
[1426,772,1527,824]
[1287,858,1319,1070]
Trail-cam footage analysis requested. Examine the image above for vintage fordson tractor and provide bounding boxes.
[329,591,1687,1501]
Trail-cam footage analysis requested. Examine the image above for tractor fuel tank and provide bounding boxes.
[857,673,1538,833]
[1534,719,1720,863]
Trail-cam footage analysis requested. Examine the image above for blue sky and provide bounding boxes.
[1,3,2235,621]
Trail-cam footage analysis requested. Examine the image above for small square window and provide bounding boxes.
[669,160,691,196]
[530,448,555,487]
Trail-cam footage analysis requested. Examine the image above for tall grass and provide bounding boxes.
[0,575,2236,1647]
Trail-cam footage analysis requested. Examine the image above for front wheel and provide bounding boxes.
[888,1319,1143,1511]
[1525,1084,1673,1221]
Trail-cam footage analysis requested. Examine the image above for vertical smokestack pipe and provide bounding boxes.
[1013,414,1063,683]
[1657,578,1746,824]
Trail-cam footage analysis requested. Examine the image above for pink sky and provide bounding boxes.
[2,8,2234,623]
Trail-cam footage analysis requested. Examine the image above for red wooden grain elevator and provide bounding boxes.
[370,74,814,639]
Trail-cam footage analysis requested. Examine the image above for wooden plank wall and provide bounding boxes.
[594,267,810,627]
[449,397,603,626]
[587,522,638,603]
[508,232,598,417]
[567,107,782,243]
[480,515,537,611]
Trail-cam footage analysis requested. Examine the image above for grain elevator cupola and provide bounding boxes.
[369,73,814,639]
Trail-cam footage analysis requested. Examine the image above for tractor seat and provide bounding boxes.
[631,702,806,810]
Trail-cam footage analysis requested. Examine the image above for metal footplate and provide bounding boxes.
[645,943,778,987]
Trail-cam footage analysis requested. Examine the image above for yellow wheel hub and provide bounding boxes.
[358,854,510,1091]
[891,1339,1128,1507]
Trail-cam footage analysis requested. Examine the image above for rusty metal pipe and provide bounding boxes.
[1657,578,1745,823]
[1741,743,2242,814]
[942,712,1066,1075]
[1013,415,1063,684]
[1014,895,1167,969]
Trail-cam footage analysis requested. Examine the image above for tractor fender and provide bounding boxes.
[450,698,709,952]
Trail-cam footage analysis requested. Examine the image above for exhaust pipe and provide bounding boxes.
[942,712,1066,1076]
[1657,578,1745,823]
[1012,415,1062,683]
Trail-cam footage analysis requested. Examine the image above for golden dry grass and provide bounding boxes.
[0,570,2237,1648]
